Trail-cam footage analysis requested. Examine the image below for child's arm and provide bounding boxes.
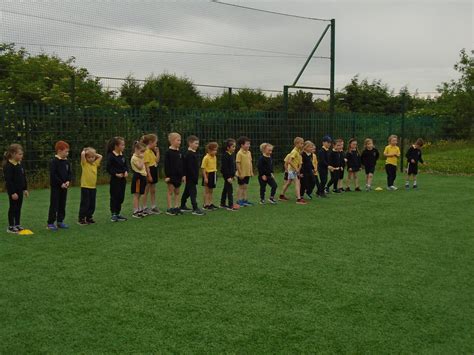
[155,147,160,164]
[95,153,103,164]
[81,149,87,163]
[202,168,208,184]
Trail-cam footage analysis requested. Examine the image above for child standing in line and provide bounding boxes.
[164,132,185,216]
[279,137,306,204]
[311,143,321,197]
[78,147,102,225]
[317,136,332,197]
[345,138,362,192]
[47,141,72,231]
[384,134,401,190]
[405,138,425,189]
[360,138,379,191]
[220,138,238,211]
[141,134,160,215]
[257,143,278,204]
[327,139,344,193]
[201,142,219,211]
[3,144,29,234]
[180,135,205,216]
[300,141,316,200]
[106,137,128,222]
[236,136,254,207]
[130,141,148,218]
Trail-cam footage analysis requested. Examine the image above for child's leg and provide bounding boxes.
[150,184,156,208]
[143,184,150,208]
[89,189,97,219]
[259,177,266,200]
[189,184,198,210]
[15,193,23,226]
[166,184,173,208]
[57,189,68,223]
[294,178,301,199]
[203,186,209,206]
[354,172,359,188]
[208,188,214,205]
[269,177,278,198]
[181,183,190,208]
[281,179,291,195]
[79,188,88,220]
[117,179,126,215]
[48,187,60,224]
[243,184,248,201]
[8,195,15,227]
[133,193,140,211]
[173,187,180,208]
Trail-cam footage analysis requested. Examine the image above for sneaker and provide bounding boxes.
[174,208,184,215]
[324,187,330,194]
[111,215,119,222]
[57,222,69,229]
[219,204,228,209]
[132,211,144,218]
[391,186,398,191]
[278,195,289,201]
[306,193,313,200]
[413,184,418,189]
[150,207,161,215]
[244,200,253,206]
[226,205,238,211]
[268,197,277,204]
[365,185,370,191]
[192,209,206,216]
[296,198,307,205]
[15,225,24,232]
[7,226,18,234]
[345,187,351,192]
[237,200,246,207]
[166,208,177,216]
[47,224,58,231]
[355,187,362,192]
[180,206,193,213]
[405,183,410,189]
[203,205,211,210]
[317,193,328,198]
[86,218,96,224]
[77,219,88,226]
[116,215,128,222]
[259,199,266,205]
[140,209,150,216]
[209,204,219,211]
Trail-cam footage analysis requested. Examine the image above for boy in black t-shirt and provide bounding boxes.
[164,132,184,215]
[405,138,424,189]
[180,135,205,216]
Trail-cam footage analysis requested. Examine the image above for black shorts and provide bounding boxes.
[407,162,418,175]
[131,173,147,195]
[202,171,217,189]
[283,172,288,181]
[364,166,376,175]
[167,177,182,189]
[149,166,158,184]
[237,176,250,185]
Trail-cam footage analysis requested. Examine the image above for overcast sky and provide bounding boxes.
[1,0,472,97]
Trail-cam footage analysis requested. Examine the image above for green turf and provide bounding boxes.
[1,173,473,353]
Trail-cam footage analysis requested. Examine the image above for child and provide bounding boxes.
[47,140,72,231]
[279,137,306,204]
[201,142,219,211]
[3,144,29,233]
[106,137,128,222]
[283,153,291,182]
[384,134,401,190]
[220,138,238,211]
[180,135,205,216]
[317,136,332,197]
[360,138,379,191]
[257,143,278,204]
[300,141,316,199]
[311,144,321,197]
[405,138,425,189]
[327,139,344,193]
[164,132,185,216]
[78,147,102,225]
[236,136,253,206]
[130,141,148,218]
[345,138,362,192]
[141,134,160,215]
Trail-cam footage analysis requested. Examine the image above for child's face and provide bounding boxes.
[209,148,218,157]
[336,142,343,151]
[265,146,273,156]
[390,137,398,146]
[86,154,96,164]
[189,140,199,151]
[304,145,312,153]
[323,141,331,149]
[13,150,24,162]
[297,141,304,150]
[311,146,316,153]
[116,141,125,153]
[148,140,157,149]
[171,136,181,148]
[366,141,374,149]
[241,141,250,151]
[136,148,145,158]
[57,148,69,159]
[350,141,358,150]
[228,143,236,153]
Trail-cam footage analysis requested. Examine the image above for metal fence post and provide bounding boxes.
[400,96,406,173]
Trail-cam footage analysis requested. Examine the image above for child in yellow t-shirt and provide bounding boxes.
[201,142,219,210]
[236,136,254,207]
[384,134,401,190]
[141,134,160,215]
[79,147,102,225]
[279,137,306,204]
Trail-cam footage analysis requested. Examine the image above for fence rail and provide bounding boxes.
[0,104,444,188]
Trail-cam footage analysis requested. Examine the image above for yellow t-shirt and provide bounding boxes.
[236,149,253,177]
[131,154,147,176]
[287,147,302,172]
[201,154,217,173]
[384,145,400,166]
[143,148,157,167]
[81,159,100,189]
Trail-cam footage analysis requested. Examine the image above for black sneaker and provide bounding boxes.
[132,211,144,219]
[259,199,266,205]
[413,184,418,189]
[77,218,89,226]
[15,225,24,232]
[166,208,177,216]
[6,226,18,234]
[192,209,206,216]
[116,215,128,222]
[268,197,277,204]
[180,206,193,213]
[175,208,184,215]
[209,204,219,211]
[86,218,96,224]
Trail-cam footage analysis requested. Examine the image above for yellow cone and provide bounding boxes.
[375,187,383,191]
[18,229,34,235]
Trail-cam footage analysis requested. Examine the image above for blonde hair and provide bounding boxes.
[303,140,314,150]
[294,137,304,145]
[388,135,398,143]
[84,147,97,158]
[133,141,147,152]
[168,132,181,143]
[260,142,273,153]
[364,138,373,148]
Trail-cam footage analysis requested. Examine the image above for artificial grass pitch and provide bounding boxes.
[0,173,473,353]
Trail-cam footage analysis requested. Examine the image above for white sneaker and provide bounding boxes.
[390,185,398,190]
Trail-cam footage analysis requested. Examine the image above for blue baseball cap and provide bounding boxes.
[322,135,332,143]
